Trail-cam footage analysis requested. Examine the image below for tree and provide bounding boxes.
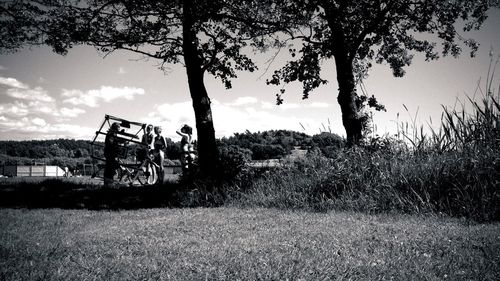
[0,0,256,175]
[263,0,499,145]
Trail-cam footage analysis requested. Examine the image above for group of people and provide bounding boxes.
[103,122,195,186]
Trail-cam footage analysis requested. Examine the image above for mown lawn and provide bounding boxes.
[1,207,499,280]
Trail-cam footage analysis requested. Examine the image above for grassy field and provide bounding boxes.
[1,207,499,280]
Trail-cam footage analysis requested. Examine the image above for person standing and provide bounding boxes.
[103,122,122,186]
[153,126,167,182]
[138,124,154,161]
[176,124,196,172]
[138,124,155,178]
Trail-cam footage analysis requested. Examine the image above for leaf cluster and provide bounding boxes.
[261,0,497,99]
[0,0,261,88]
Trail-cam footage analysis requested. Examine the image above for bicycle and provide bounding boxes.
[119,159,159,186]
[91,155,159,186]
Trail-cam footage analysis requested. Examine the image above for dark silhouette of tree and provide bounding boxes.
[261,0,499,145]
[0,0,257,175]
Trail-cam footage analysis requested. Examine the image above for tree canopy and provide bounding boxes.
[262,0,500,144]
[1,0,263,174]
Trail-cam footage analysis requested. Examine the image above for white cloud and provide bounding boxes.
[142,101,195,138]
[225,96,258,106]
[279,103,300,110]
[260,101,330,110]
[212,102,310,137]
[144,97,325,139]
[32,117,47,127]
[0,102,30,116]
[0,77,28,89]
[308,102,330,108]
[6,87,54,102]
[0,115,94,140]
[118,67,127,74]
[0,116,26,130]
[35,104,58,115]
[59,107,86,118]
[62,86,145,107]
[261,101,274,109]
[0,77,88,121]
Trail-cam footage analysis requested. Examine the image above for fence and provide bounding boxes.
[1,165,66,177]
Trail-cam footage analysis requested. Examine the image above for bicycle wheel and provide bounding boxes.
[117,167,134,185]
[136,162,158,185]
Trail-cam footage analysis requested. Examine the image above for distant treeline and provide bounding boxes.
[0,139,92,159]
[0,130,345,166]
[219,130,344,160]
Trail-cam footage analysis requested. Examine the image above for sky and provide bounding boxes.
[1,9,499,142]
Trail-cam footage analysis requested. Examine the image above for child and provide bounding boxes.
[176,124,196,171]
[153,126,167,181]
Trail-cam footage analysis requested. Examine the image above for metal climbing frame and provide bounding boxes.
[89,115,159,186]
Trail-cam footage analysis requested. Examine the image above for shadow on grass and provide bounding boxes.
[0,179,185,210]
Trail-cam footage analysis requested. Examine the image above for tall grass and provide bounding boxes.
[235,59,500,222]
[238,142,498,221]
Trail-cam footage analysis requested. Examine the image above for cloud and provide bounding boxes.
[62,86,145,107]
[0,77,28,89]
[0,115,94,140]
[142,101,195,137]
[261,101,274,109]
[0,78,124,140]
[144,97,325,139]
[211,103,311,137]
[260,101,330,110]
[6,87,54,102]
[225,96,258,106]
[118,67,127,74]
[59,107,86,118]
[0,77,88,121]
[32,117,47,127]
[0,65,6,71]
[0,102,30,116]
[308,102,330,108]
[1,77,54,104]
[279,103,300,110]
[0,77,58,119]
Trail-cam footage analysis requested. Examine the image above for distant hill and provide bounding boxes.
[0,130,344,167]
[0,139,92,159]
[218,130,344,160]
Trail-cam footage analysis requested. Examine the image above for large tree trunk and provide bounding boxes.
[334,53,362,146]
[183,0,218,175]
[326,8,363,146]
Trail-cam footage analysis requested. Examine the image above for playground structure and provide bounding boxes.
[90,115,160,186]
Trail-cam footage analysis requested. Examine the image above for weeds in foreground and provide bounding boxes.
[237,67,500,222]
[239,144,499,221]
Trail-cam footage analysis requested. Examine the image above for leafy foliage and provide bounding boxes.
[266,0,496,94]
[0,0,258,86]
[219,130,315,159]
[215,144,252,182]
[257,0,499,143]
[0,139,90,159]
